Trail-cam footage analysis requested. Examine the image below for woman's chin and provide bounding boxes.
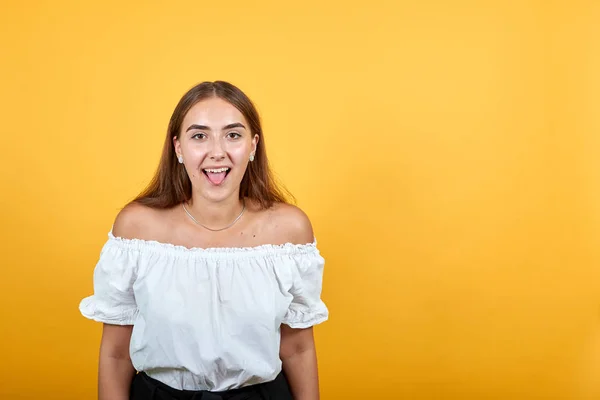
[194,181,240,203]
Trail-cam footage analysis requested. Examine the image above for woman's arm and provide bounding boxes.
[280,324,320,400]
[98,324,136,400]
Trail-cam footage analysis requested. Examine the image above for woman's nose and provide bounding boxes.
[209,139,225,160]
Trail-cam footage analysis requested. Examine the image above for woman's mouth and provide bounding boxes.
[202,167,231,186]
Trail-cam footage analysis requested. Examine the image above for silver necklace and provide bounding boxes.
[182,201,246,232]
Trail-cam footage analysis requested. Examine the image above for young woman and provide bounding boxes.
[79,81,329,400]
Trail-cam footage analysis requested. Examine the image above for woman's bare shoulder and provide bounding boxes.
[264,202,315,245]
[112,202,174,240]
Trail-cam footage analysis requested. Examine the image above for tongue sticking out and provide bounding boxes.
[206,171,227,185]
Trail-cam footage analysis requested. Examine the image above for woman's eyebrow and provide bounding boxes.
[186,123,247,132]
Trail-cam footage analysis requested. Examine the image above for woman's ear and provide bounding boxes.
[252,134,260,154]
[173,136,181,158]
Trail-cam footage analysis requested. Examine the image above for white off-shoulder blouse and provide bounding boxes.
[79,231,329,391]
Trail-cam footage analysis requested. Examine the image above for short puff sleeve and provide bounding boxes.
[282,248,329,329]
[79,238,139,325]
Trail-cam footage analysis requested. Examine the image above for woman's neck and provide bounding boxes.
[185,193,245,230]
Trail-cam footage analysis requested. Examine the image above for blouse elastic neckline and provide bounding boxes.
[107,230,319,256]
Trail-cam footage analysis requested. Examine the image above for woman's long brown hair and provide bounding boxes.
[131,81,293,209]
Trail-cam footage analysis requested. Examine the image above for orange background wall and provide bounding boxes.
[1,1,600,399]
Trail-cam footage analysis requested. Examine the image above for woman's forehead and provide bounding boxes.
[184,97,247,127]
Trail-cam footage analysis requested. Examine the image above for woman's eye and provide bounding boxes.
[227,132,241,139]
[192,133,206,140]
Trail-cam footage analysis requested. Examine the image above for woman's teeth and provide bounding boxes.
[204,168,230,173]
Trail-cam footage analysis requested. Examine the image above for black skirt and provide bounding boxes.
[129,371,294,400]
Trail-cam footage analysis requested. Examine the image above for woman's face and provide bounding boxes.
[174,97,258,203]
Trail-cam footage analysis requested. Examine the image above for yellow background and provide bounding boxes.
[1,1,600,399]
